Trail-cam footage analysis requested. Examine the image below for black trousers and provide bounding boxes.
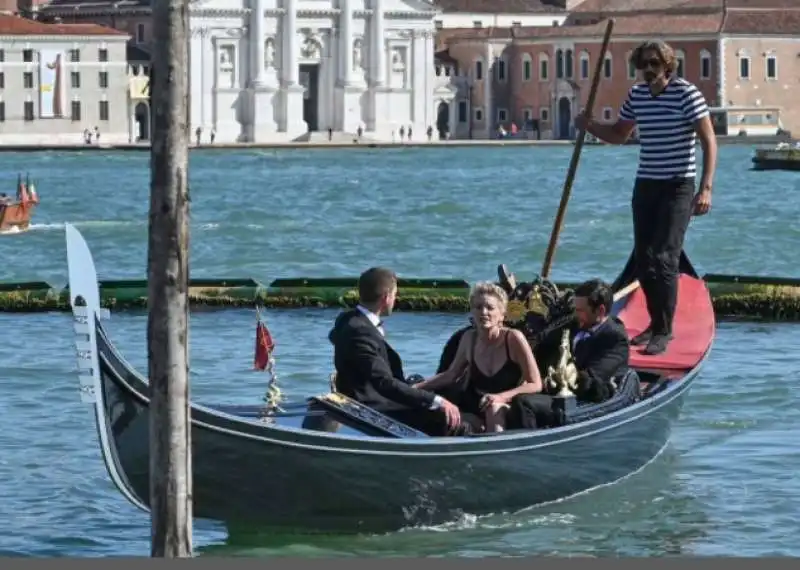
[631,177,695,336]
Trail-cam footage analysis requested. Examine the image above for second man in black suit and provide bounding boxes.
[328,267,465,436]
[508,279,630,429]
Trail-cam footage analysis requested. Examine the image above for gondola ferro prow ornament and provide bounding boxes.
[544,328,579,397]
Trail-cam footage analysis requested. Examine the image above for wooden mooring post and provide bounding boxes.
[147,0,193,558]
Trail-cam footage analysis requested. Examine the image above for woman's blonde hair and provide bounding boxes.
[629,40,677,76]
[469,281,508,311]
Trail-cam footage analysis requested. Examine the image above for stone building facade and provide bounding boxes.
[36,0,444,143]
[0,13,130,144]
[436,0,800,138]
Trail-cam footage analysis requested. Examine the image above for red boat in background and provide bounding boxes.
[0,174,39,234]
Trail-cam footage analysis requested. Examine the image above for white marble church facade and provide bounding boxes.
[188,0,440,143]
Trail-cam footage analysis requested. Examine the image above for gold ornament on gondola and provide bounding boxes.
[505,299,527,324]
[526,287,550,319]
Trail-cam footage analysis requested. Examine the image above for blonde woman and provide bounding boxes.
[415,282,543,432]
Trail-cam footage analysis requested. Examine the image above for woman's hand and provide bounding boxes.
[480,393,510,409]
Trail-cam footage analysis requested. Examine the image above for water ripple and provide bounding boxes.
[0,147,798,556]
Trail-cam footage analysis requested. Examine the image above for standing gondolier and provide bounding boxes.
[575,40,717,356]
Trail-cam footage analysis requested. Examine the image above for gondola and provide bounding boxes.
[65,223,715,534]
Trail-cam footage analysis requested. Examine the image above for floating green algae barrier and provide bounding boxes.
[3,274,800,321]
[56,278,266,309]
[0,281,62,311]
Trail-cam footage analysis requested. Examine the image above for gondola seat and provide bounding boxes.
[562,367,642,425]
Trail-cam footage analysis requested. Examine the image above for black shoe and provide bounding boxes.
[630,328,653,346]
[644,334,671,355]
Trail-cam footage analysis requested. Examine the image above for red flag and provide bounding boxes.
[254,313,275,371]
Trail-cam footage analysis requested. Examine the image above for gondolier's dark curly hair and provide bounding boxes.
[629,40,677,76]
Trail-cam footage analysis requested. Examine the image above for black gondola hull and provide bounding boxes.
[97,321,697,533]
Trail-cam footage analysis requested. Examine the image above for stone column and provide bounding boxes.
[340,0,353,86]
[371,0,385,86]
[282,0,306,136]
[449,98,457,139]
[284,0,298,85]
[250,0,266,86]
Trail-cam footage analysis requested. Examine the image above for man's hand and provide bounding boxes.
[693,186,712,216]
[439,398,462,430]
[574,112,591,132]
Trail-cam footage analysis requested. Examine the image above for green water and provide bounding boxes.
[0,146,798,556]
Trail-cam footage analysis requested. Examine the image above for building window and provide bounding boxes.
[71,72,80,88]
[603,55,612,79]
[602,107,613,121]
[565,49,573,79]
[71,100,81,121]
[579,51,590,80]
[23,72,33,88]
[739,56,750,79]
[497,108,508,123]
[495,57,506,82]
[0,102,5,122]
[539,54,549,80]
[69,49,80,63]
[23,49,32,62]
[0,50,4,63]
[474,106,484,122]
[512,21,521,27]
[99,71,108,88]
[472,20,482,28]
[675,50,685,78]
[434,20,442,29]
[24,101,34,121]
[474,59,483,80]
[522,55,532,81]
[99,100,109,121]
[700,50,712,80]
[766,55,777,80]
[539,107,549,121]
[626,51,637,79]
[522,107,532,122]
[99,48,108,62]
[556,49,564,79]
[458,100,468,123]
[136,23,146,43]
[0,73,4,89]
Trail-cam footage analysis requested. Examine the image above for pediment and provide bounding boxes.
[387,0,439,14]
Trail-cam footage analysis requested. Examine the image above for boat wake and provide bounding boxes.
[27,220,233,232]
[395,438,672,536]
[28,220,144,232]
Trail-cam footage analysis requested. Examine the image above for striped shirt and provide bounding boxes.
[618,78,709,180]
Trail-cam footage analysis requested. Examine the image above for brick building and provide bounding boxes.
[437,0,800,139]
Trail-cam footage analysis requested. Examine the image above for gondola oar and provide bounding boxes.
[540,18,615,280]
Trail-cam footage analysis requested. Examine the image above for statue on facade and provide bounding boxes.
[392,48,405,71]
[301,30,321,60]
[265,38,275,68]
[352,38,363,69]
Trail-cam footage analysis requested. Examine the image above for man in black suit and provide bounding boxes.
[508,279,630,429]
[328,267,464,436]
[570,279,630,403]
